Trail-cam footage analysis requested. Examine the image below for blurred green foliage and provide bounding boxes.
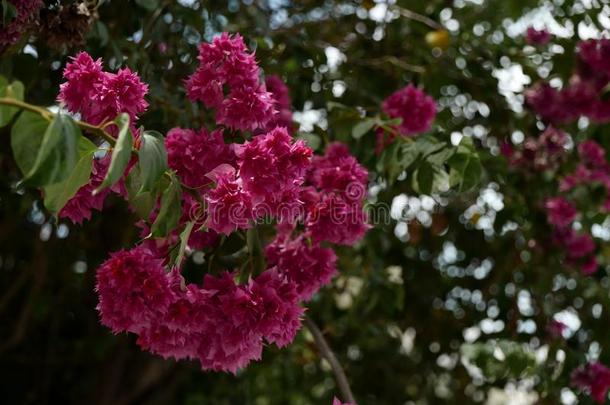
[1,1,610,404]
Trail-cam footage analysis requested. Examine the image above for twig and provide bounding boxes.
[304,316,356,404]
[354,56,425,74]
[0,97,204,203]
[393,6,443,30]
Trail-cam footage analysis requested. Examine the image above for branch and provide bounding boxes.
[393,6,443,30]
[304,316,356,404]
[0,97,204,203]
[0,97,116,144]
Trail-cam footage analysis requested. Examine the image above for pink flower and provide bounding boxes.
[186,33,275,131]
[165,127,235,189]
[196,272,264,373]
[309,142,368,202]
[545,197,577,228]
[304,191,369,246]
[581,255,599,276]
[192,33,259,90]
[578,140,608,169]
[524,82,573,124]
[571,362,610,404]
[216,85,276,131]
[95,246,175,334]
[564,231,595,260]
[525,27,551,46]
[137,271,209,360]
[382,84,436,136]
[264,75,294,131]
[250,268,304,347]
[578,39,610,76]
[205,168,253,235]
[185,63,224,107]
[88,67,149,125]
[58,52,105,113]
[237,126,312,202]
[0,0,42,51]
[588,98,610,123]
[562,75,599,118]
[265,234,338,300]
[59,52,148,127]
[546,320,567,339]
[539,126,568,156]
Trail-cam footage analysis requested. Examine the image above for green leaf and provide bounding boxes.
[95,113,133,194]
[21,113,80,187]
[416,136,446,158]
[135,0,160,11]
[173,221,195,267]
[125,165,157,220]
[138,130,168,193]
[413,161,435,195]
[44,137,98,214]
[297,132,321,151]
[150,172,181,237]
[351,118,376,139]
[449,153,483,192]
[10,111,48,175]
[378,141,419,182]
[426,147,455,166]
[0,79,25,127]
[91,21,109,47]
[2,0,17,25]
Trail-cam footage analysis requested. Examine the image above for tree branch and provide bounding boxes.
[304,316,356,404]
[393,6,443,30]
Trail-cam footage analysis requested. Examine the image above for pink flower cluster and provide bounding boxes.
[57,52,149,223]
[525,39,610,124]
[59,52,148,127]
[186,33,275,131]
[382,84,436,136]
[96,247,303,373]
[85,33,371,372]
[502,126,567,172]
[0,0,42,52]
[264,75,294,131]
[543,140,610,275]
[376,84,436,152]
[571,362,610,404]
[525,27,552,46]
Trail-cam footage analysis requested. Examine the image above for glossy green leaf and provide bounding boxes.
[150,172,182,237]
[449,153,483,192]
[413,161,435,195]
[10,111,48,175]
[94,113,133,194]
[173,221,195,267]
[21,113,80,187]
[44,137,98,214]
[351,118,376,139]
[135,0,160,11]
[138,130,168,193]
[125,165,157,220]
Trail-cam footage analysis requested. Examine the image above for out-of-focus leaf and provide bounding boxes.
[95,113,133,194]
[21,113,80,187]
[44,137,98,214]
[138,130,168,193]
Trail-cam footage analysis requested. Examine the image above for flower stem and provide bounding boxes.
[304,316,356,404]
[0,97,204,202]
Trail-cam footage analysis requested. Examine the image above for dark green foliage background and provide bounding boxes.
[1,0,609,404]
